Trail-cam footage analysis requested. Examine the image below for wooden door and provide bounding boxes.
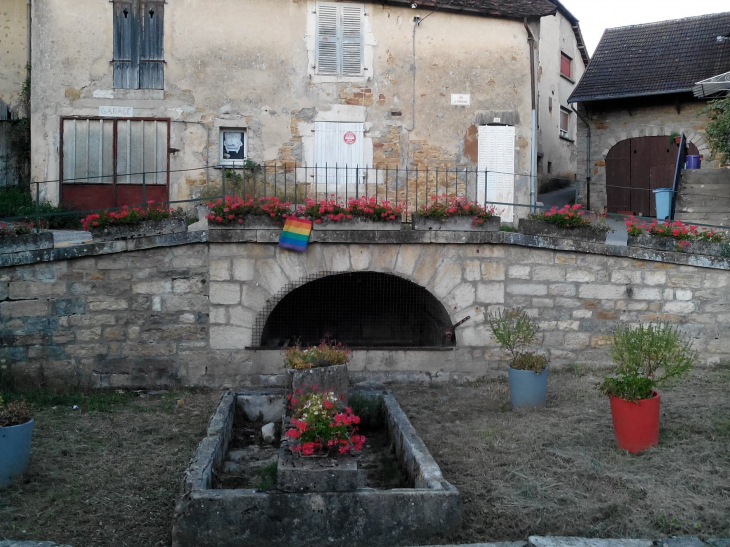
[606,139,631,213]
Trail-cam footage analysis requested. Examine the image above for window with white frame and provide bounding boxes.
[220,129,247,166]
[316,2,364,76]
[560,108,571,139]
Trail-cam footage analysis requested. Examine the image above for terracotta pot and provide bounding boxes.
[609,391,660,453]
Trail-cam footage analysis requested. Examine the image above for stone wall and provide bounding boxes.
[2,231,730,389]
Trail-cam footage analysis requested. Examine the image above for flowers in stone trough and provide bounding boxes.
[0,222,34,237]
[417,194,498,226]
[531,203,592,229]
[206,195,293,225]
[625,216,727,243]
[298,195,404,224]
[81,201,180,231]
[285,390,365,456]
[284,339,351,370]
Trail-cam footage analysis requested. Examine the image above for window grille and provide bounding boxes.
[256,272,455,348]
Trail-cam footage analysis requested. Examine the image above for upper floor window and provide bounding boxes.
[113,0,165,89]
[560,52,572,80]
[316,2,364,76]
[560,107,571,139]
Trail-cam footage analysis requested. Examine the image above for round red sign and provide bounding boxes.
[343,131,357,145]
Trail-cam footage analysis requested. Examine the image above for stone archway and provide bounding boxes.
[257,271,455,348]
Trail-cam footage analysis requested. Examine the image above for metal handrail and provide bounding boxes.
[670,133,687,220]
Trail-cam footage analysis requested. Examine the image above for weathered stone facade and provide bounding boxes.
[575,98,715,213]
[0,0,27,110]
[2,231,730,389]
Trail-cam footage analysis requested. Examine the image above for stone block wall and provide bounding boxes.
[2,232,730,389]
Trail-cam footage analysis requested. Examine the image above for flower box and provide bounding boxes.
[208,216,283,230]
[412,214,500,231]
[0,232,54,255]
[313,218,401,231]
[627,234,726,256]
[90,217,188,241]
[519,218,607,243]
[285,363,349,403]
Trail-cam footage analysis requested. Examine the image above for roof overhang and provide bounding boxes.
[379,0,557,19]
[693,71,730,98]
[568,88,694,104]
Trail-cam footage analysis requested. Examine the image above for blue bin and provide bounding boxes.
[686,155,701,169]
[0,418,34,486]
[508,367,548,409]
[654,188,673,220]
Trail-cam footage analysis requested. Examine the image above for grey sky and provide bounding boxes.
[558,0,730,55]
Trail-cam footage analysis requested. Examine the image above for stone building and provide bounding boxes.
[21,0,585,222]
[569,12,730,220]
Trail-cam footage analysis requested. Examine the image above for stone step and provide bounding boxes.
[227,446,279,462]
[222,456,278,475]
[682,169,730,185]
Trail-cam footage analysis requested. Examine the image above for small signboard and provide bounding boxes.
[451,94,471,106]
[343,131,357,145]
[99,106,134,117]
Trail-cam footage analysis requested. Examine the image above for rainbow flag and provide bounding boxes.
[279,216,312,252]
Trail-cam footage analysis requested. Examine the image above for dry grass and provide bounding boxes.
[0,389,219,547]
[392,364,730,542]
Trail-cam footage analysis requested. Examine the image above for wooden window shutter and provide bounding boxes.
[316,3,339,74]
[560,53,572,78]
[113,1,138,89]
[341,4,364,76]
[139,1,165,89]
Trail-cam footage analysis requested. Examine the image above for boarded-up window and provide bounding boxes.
[560,52,572,79]
[477,125,516,222]
[316,2,364,76]
[114,0,165,89]
[560,108,571,138]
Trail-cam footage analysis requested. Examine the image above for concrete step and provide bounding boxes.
[683,169,730,185]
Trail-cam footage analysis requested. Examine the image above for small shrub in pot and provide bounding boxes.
[0,396,34,486]
[599,322,696,453]
[486,309,549,409]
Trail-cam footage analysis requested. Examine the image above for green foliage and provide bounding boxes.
[0,186,33,218]
[599,322,697,402]
[17,202,82,230]
[251,462,278,490]
[703,96,730,165]
[486,308,548,371]
[511,352,548,372]
[499,225,517,232]
[4,70,32,184]
[284,339,351,369]
[200,163,306,203]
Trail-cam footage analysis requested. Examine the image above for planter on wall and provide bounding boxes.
[313,218,402,231]
[413,215,501,232]
[507,367,548,409]
[0,232,54,255]
[0,418,34,486]
[209,216,284,230]
[519,218,608,243]
[285,363,349,404]
[628,234,726,257]
[609,392,660,454]
[91,217,188,241]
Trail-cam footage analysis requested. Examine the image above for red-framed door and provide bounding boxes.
[59,116,170,210]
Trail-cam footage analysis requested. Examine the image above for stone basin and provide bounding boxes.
[172,388,461,547]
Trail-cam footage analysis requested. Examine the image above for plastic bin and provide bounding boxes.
[653,188,673,220]
[686,155,701,169]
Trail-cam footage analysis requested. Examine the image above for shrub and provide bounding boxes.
[0,396,32,428]
[0,186,33,218]
[530,203,595,229]
[206,195,292,226]
[17,202,82,230]
[285,390,365,456]
[599,322,696,402]
[702,96,730,165]
[298,196,404,224]
[417,194,497,226]
[81,202,182,231]
[284,339,351,370]
[486,308,548,372]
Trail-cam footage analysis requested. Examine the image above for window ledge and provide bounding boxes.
[111,89,165,100]
[560,74,575,84]
[560,135,575,143]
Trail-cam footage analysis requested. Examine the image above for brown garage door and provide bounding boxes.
[606,136,698,217]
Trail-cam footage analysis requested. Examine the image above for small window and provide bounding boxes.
[560,108,571,139]
[560,52,572,79]
[316,2,364,76]
[113,0,165,89]
[220,129,247,166]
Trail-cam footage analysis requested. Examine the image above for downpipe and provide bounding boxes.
[571,104,591,211]
[524,19,537,212]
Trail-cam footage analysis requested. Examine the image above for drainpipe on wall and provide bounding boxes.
[524,19,538,212]
[571,104,591,211]
[26,0,31,75]
[405,17,421,132]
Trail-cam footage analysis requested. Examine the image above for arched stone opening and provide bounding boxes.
[258,271,455,348]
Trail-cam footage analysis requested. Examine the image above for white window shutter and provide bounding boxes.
[341,4,364,76]
[316,3,339,74]
[478,125,515,222]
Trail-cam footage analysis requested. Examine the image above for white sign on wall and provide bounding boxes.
[99,106,134,117]
[451,94,471,106]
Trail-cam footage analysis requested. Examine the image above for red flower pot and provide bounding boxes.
[609,392,660,453]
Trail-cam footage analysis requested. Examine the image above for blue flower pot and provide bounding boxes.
[508,367,548,409]
[0,418,34,486]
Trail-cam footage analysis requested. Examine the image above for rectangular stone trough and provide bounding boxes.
[172,389,461,547]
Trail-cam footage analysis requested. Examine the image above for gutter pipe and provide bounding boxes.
[524,19,537,212]
[571,104,591,211]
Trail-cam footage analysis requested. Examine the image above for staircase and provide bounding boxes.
[675,168,730,225]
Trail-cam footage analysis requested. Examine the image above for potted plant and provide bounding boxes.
[0,221,54,255]
[81,201,187,241]
[486,309,549,409]
[599,322,696,454]
[298,196,404,230]
[284,339,351,403]
[207,195,293,230]
[668,132,681,146]
[520,204,609,243]
[0,396,34,486]
[625,216,728,257]
[413,195,500,231]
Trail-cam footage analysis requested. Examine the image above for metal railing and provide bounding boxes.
[670,133,687,220]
